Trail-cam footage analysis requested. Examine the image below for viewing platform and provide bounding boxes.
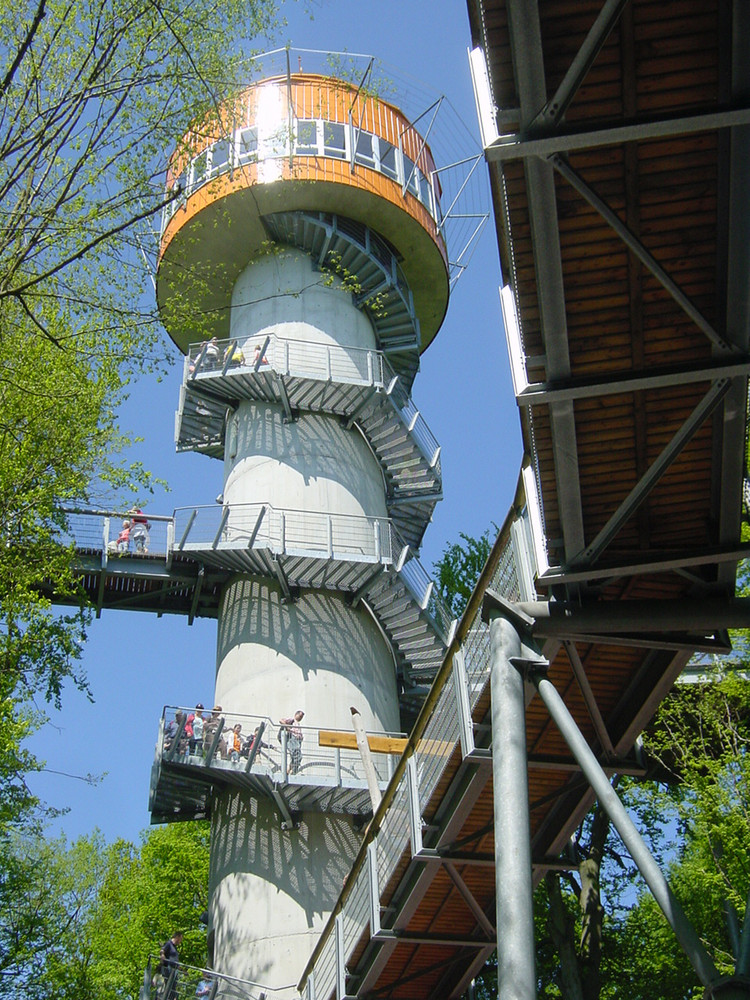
[156,70,454,367]
[176,329,441,550]
[149,706,405,826]
[59,508,451,695]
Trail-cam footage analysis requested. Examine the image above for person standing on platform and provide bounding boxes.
[115,518,131,553]
[159,930,183,1000]
[187,704,205,755]
[129,508,151,554]
[279,710,305,775]
[202,706,223,759]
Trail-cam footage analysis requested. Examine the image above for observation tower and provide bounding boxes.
[145,50,480,992]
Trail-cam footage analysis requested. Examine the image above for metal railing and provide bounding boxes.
[61,508,175,562]
[187,333,387,388]
[184,333,441,472]
[158,706,404,789]
[299,489,537,1000]
[161,113,440,235]
[61,505,454,652]
[173,503,394,565]
[141,956,292,1000]
[397,545,454,639]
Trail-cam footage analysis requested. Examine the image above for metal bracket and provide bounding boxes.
[270,787,295,829]
[508,655,549,682]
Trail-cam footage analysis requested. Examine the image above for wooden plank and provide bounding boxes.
[318,730,408,754]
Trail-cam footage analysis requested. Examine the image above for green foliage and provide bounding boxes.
[0,0,284,833]
[0,823,211,1000]
[433,527,495,618]
[321,250,389,317]
[615,670,750,997]
[324,53,397,103]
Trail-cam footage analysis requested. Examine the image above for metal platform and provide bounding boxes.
[175,332,441,550]
[60,508,451,699]
[149,708,403,826]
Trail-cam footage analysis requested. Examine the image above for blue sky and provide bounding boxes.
[28,0,522,845]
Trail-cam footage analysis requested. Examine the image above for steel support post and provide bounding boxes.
[530,668,721,991]
[139,959,152,1000]
[488,611,537,1000]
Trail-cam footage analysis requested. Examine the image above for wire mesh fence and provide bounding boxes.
[61,509,173,559]
[173,503,395,565]
[302,502,538,1000]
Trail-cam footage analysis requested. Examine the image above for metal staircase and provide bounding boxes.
[263,211,422,388]
[175,334,441,550]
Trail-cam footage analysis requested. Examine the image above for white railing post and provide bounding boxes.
[452,648,476,757]
[522,463,550,576]
[102,516,110,567]
[511,516,537,602]
[166,519,174,570]
[374,520,381,562]
[335,914,346,1000]
[280,729,289,784]
[327,516,333,558]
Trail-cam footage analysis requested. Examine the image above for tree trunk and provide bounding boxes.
[546,872,584,1000]
[579,803,611,1000]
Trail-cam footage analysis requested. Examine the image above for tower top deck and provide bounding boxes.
[156,66,455,357]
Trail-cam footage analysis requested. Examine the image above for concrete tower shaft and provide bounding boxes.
[222,252,388,519]
[210,250,401,985]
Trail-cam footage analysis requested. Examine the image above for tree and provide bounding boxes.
[612,670,750,999]
[0,822,211,1000]
[433,526,495,618]
[0,0,284,830]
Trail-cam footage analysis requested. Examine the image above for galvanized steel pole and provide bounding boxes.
[488,611,537,1000]
[531,668,720,991]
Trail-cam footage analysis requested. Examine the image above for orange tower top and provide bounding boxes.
[156,72,451,358]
